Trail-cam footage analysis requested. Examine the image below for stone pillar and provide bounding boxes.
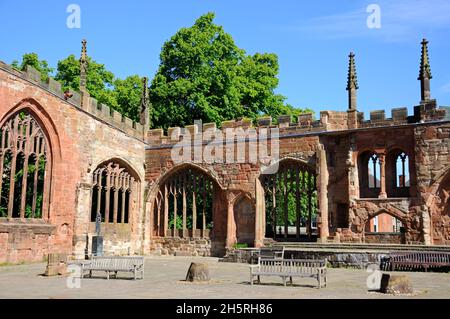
[225,194,237,249]
[163,184,169,237]
[73,182,92,259]
[379,154,387,199]
[421,206,432,245]
[317,144,329,242]
[254,178,265,247]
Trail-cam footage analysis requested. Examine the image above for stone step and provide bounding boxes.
[269,242,450,252]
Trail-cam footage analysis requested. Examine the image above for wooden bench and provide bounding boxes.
[81,256,145,280]
[249,258,327,288]
[389,251,450,272]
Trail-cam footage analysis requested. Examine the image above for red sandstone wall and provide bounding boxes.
[0,67,146,263]
[415,123,450,245]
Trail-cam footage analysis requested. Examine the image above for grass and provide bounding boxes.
[0,261,26,267]
[233,243,249,249]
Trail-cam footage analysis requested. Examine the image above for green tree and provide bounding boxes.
[11,53,54,81]
[54,54,119,109]
[113,75,144,122]
[150,13,309,130]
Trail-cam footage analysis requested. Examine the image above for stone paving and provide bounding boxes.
[0,256,449,299]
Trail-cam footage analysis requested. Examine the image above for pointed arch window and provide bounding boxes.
[358,151,381,198]
[90,162,136,224]
[0,111,50,219]
[395,153,410,188]
[386,149,411,197]
[153,166,215,239]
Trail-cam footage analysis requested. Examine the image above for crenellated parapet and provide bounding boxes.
[0,61,145,140]
[146,113,325,146]
[147,102,448,146]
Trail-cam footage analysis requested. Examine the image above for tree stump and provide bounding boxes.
[44,253,68,276]
[185,263,210,282]
[380,274,414,295]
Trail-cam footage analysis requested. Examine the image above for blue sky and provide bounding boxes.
[1,0,450,118]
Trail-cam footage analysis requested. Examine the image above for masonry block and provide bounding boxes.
[391,107,408,121]
[257,117,272,127]
[370,110,385,121]
[25,65,41,83]
[278,115,292,128]
[47,78,62,95]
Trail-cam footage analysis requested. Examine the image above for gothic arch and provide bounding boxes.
[233,194,256,246]
[259,157,318,241]
[259,156,315,176]
[146,162,224,204]
[366,206,407,225]
[427,167,450,200]
[0,105,54,219]
[89,159,141,226]
[230,191,254,206]
[92,157,141,182]
[1,98,62,160]
[149,163,223,239]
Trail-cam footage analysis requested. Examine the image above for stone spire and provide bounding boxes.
[140,77,150,128]
[346,52,358,111]
[79,39,88,92]
[418,38,432,102]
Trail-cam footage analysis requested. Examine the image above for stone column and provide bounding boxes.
[379,154,387,199]
[254,178,265,247]
[73,182,93,259]
[163,184,169,237]
[317,144,329,242]
[225,193,237,249]
[421,206,432,245]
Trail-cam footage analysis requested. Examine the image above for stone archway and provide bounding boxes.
[259,157,317,242]
[148,164,227,257]
[233,195,256,246]
[363,208,407,244]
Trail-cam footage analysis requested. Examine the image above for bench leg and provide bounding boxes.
[290,276,293,286]
[318,275,322,289]
[258,275,261,284]
[250,275,254,285]
[89,270,92,278]
[282,277,287,287]
[107,271,110,280]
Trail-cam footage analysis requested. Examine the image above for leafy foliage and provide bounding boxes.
[12,53,54,81]
[55,55,119,110]
[150,13,311,130]
[264,170,318,236]
[11,13,313,129]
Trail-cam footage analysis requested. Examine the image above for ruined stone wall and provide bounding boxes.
[145,102,449,253]
[1,58,449,263]
[414,122,450,245]
[150,237,211,257]
[144,116,320,255]
[0,64,146,263]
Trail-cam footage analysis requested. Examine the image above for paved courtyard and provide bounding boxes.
[0,256,449,299]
